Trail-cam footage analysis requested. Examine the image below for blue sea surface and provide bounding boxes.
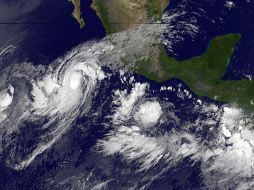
[17,0,106,64]
[0,1,251,189]
[163,0,254,80]
[0,68,208,189]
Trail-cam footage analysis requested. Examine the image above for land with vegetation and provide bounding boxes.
[137,34,254,112]
[72,1,254,112]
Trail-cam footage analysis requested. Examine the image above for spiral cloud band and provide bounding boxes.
[0,43,107,170]
[0,24,162,170]
[1,22,254,190]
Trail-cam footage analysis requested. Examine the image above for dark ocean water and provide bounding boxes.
[17,0,106,64]
[0,0,106,188]
[0,0,251,189]
[163,0,254,80]
[0,69,208,189]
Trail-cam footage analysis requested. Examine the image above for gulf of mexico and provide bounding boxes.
[162,0,254,80]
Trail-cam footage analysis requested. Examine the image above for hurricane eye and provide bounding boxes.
[69,71,83,90]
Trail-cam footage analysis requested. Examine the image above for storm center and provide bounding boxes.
[69,71,82,90]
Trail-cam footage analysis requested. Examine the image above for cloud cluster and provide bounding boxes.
[97,77,254,189]
[201,107,254,189]
[0,43,106,170]
[134,101,162,127]
[0,17,253,189]
[0,22,164,171]
[17,60,104,170]
[0,85,14,122]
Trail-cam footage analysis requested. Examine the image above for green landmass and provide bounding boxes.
[91,1,254,112]
[137,34,254,112]
[145,0,169,21]
[91,0,113,33]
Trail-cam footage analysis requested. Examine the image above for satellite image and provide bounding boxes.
[0,0,254,189]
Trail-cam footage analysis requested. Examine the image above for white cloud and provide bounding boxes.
[134,101,162,127]
[69,71,82,90]
[14,56,105,170]
[225,1,236,9]
[113,82,147,123]
[0,85,14,112]
[220,106,243,130]
[1,18,254,190]
[0,85,14,123]
[31,57,104,117]
[0,42,108,170]
[98,125,165,171]
[0,23,163,171]
[99,102,254,189]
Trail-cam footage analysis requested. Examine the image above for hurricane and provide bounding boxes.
[0,24,162,171]
[0,42,107,170]
[0,16,254,190]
